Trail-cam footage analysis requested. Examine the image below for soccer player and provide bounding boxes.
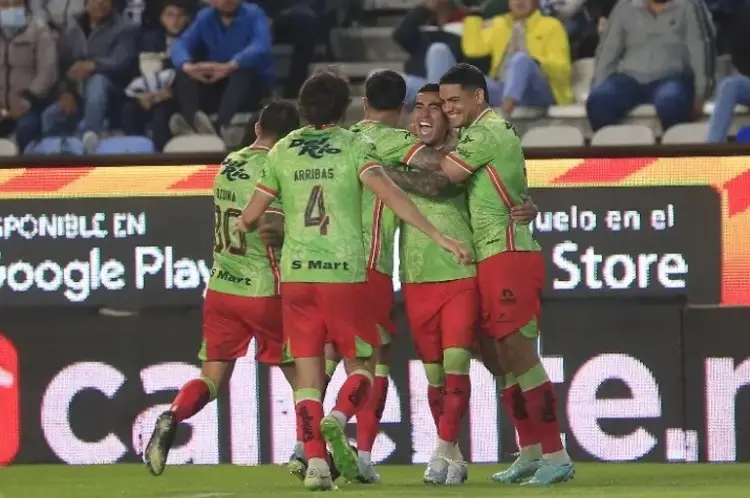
[386,83,537,485]
[388,64,574,485]
[143,101,301,477]
[347,70,434,483]
[236,71,472,491]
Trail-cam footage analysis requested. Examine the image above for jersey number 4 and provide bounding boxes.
[214,206,247,255]
[304,185,330,235]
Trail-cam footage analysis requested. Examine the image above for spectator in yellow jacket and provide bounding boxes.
[461,0,572,115]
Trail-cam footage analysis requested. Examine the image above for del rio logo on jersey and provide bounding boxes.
[289,138,342,159]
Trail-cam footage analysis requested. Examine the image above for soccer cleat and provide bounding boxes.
[304,457,335,491]
[423,456,450,484]
[288,446,307,482]
[445,459,468,485]
[320,416,359,482]
[144,411,177,476]
[356,458,381,484]
[522,460,575,486]
[289,447,343,483]
[491,457,542,484]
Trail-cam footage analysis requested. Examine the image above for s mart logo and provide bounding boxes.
[0,333,20,465]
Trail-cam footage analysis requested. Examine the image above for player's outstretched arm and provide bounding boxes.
[236,190,275,233]
[384,166,456,197]
[258,211,284,248]
[361,166,473,265]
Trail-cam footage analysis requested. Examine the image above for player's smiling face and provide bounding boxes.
[411,91,449,146]
[440,84,484,128]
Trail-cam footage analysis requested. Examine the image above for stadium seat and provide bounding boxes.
[521,125,585,147]
[163,134,226,153]
[628,104,657,118]
[94,136,156,154]
[507,107,546,119]
[590,124,655,146]
[548,104,587,119]
[0,138,18,156]
[25,136,85,155]
[661,123,710,144]
[571,57,595,103]
[703,101,749,115]
[735,125,750,143]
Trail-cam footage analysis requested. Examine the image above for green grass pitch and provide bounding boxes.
[1,463,750,498]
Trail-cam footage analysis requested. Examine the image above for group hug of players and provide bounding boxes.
[142,63,575,490]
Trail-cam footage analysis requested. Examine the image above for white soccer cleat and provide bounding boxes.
[356,458,381,484]
[445,459,468,485]
[304,457,335,491]
[423,456,450,484]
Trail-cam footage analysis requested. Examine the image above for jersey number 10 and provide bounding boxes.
[304,185,330,236]
[214,206,247,255]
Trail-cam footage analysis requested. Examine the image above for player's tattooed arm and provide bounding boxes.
[360,166,473,265]
[385,146,456,197]
[258,212,284,248]
[384,166,455,197]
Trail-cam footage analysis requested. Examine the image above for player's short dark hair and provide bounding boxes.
[418,83,440,94]
[257,100,300,139]
[298,71,351,128]
[365,70,406,111]
[439,63,489,102]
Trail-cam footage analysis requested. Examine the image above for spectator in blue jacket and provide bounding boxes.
[40,0,138,151]
[169,0,273,139]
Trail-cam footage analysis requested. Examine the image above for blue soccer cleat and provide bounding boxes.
[522,460,575,486]
[491,457,542,484]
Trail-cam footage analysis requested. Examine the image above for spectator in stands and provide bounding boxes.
[30,0,84,29]
[462,0,572,115]
[0,0,57,152]
[120,0,191,150]
[40,0,138,151]
[393,0,467,105]
[255,0,322,98]
[706,2,750,142]
[586,0,716,132]
[169,0,273,140]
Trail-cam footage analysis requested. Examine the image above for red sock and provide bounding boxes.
[296,399,326,459]
[502,383,538,449]
[356,375,389,452]
[333,372,372,420]
[523,382,563,454]
[171,378,212,423]
[438,374,470,443]
[427,385,445,431]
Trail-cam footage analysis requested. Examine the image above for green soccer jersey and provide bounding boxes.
[209,145,281,297]
[447,108,541,261]
[350,120,424,276]
[256,126,381,283]
[399,186,477,283]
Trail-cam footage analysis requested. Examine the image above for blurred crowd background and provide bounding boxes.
[0,0,747,155]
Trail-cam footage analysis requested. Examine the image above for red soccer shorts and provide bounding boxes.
[402,277,478,363]
[477,251,544,340]
[201,289,284,364]
[367,269,396,338]
[282,282,380,359]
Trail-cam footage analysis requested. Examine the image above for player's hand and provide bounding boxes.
[438,235,473,265]
[233,215,252,234]
[259,226,283,248]
[511,195,538,224]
